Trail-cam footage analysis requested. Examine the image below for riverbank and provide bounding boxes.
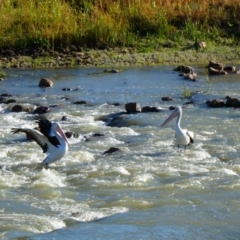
[0,44,239,69]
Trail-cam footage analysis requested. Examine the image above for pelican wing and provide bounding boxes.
[186,130,194,143]
[35,115,60,146]
[35,115,52,136]
[11,128,57,153]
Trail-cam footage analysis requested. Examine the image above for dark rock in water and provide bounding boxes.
[85,133,105,141]
[224,66,236,73]
[161,96,173,101]
[92,133,105,137]
[0,93,13,97]
[169,106,175,110]
[65,131,79,138]
[208,67,227,75]
[184,101,194,105]
[103,69,120,73]
[183,73,197,81]
[73,100,87,105]
[226,96,240,108]
[33,106,50,114]
[103,147,122,154]
[62,88,72,91]
[206,99,225,108]
[207,60,224,70]
[141,106,161,112]
[61,116,68,121]
[6,99,16,104]
[173,65,193,74]
[108,102,121,106]
[125,102,141,113]
[38,78,54,87]
[0,97,7,103]
[12,105,23,112]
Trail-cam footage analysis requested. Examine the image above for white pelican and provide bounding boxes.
[161,106,194,149]
[11,120,69,169]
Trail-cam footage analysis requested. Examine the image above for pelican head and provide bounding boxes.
[161,106,182,126]
[51,122,69,145]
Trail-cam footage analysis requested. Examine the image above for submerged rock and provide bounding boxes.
[38,78,54,87]
[103,147,122,154]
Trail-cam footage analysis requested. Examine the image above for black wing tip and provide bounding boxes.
[11,128,20,134]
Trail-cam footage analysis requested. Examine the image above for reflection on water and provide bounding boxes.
[1,66,240,239]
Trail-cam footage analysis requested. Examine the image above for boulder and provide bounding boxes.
[161,96,173,101]
[183,73,197,81]
[141,106,161,112]
[38,78,54,87]
[12,105,23,112]
[65,131,79,138]
[125,102,141,113]
[194,41,206,51]
[73,100,87,105]
[208,67,227,75]
[33,106,50,114]
[103,147,122,154]
[206,99,225,108]
[226,96,240,108]
[224,66,236,73]
[173,65,193,74]
[207,60,224,70]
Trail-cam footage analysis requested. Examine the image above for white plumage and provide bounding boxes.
[12,121,69,169]
[161,106,194,149]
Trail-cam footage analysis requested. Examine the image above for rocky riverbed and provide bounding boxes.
[0,45,239,69]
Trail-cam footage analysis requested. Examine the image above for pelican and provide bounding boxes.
[161,106,194,149]
[11,118,69,169]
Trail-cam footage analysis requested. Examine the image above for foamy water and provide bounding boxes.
[1,66,240,239]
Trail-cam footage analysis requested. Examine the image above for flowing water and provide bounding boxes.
[1,66,240,239]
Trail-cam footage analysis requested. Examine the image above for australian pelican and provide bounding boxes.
[161,106,194,149]
[12,116,69,169]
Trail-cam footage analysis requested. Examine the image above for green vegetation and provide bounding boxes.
[0,71,6,78]
[0,0,239,51]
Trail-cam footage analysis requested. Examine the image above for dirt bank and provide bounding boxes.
[0,45,239,69]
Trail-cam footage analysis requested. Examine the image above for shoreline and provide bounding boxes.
[0,45,239,69]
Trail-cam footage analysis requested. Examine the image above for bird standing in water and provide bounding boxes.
[161,106,194,149]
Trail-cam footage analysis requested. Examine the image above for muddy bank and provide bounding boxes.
[0,45,239,69]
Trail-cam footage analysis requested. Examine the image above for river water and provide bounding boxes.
[1,65,240,239]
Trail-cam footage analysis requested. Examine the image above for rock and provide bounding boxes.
[161,96,173,101]
[61,116,68,121]
[173,65,193,74]
[225,96,240,108]
[103,147,122,154]
[38,78,54,87]
[85,133,105,141]
[103,69,120,73]
[169,106,175,110]
[6,99,16,104]
[208,67,227,75]
[206,99,225,108]
[65,131,79,138]
[125,102,141,113]
[12,105,23,112]
[62,88,72,91]
[194,41,206,51]
[73,100,87,105]
[0,93,12,97]
[141,106,161,112]
[224,66,236,73]
[207,60,224,70]
[33,106,50,114]
[183,73,197,81]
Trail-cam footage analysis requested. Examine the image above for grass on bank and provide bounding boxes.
[0,0,239,51]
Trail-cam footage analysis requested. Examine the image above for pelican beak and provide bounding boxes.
[161,108,179,126]
[57,125,69,145]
